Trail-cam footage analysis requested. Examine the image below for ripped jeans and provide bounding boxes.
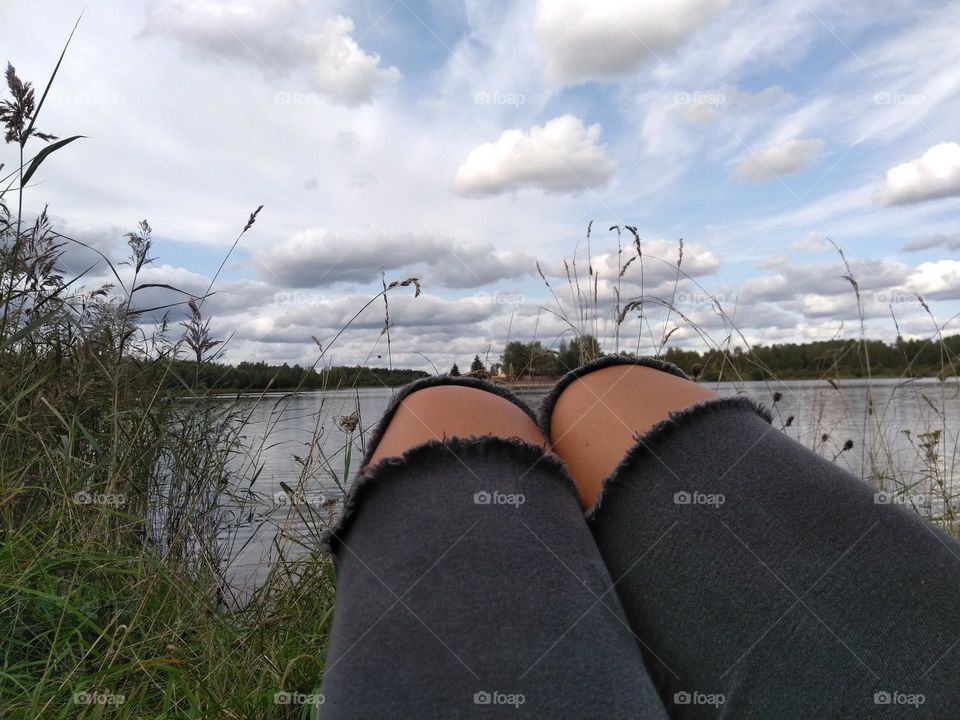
[318,357,960,719]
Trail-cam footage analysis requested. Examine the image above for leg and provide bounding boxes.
[367,384,549,464]
[319,377,668,719]
[549,363,717,508]
[542,357,960,718]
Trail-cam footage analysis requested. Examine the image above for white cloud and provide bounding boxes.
[84,263,275,323]
[903,233,960,252]
[309,16,402,106]
[736,138,825,181]
[152,272,275,317]
[452,115,615,196]
[550,239,720,289]
[252,230,533,288]
[143,2,400,105]
[904,260,960,300]
[534,0,730,85]
[878,143,960,206]
[739,259,911,303]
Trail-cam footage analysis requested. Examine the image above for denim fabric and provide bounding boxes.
[319,363,960,718]
[586,400,960,719]
[320,435,668,719]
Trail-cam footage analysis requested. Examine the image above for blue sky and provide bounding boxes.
[3,0,960,370]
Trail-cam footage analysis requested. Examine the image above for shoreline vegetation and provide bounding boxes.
[189,335,960,393]
[188,362,430,392]
[2,34,957,718]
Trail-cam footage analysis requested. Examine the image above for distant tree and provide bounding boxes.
[558,335,601,371]
[501,341,526,377]
[470,355,485,373]
[501,340,560,377]
[449,363,461,376]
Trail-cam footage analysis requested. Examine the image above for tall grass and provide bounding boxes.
[536,224,960,541]
[0,37,418,718]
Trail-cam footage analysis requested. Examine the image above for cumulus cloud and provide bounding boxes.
[878,142,960,206]
[45,219,128,277]
[534,0,730,84]
[452,115,615,196]
[904,260,960,300]
[535,239,721,319]
[253,230,533,288]
[571,239,719,285]
[740,259,911,303]
[308,16,402,105]
[715,254,960,325]
[264,292,499,334]
[127,266,275,319]
[143,1,400,105]
[902,232,960,252]
[736,138,825,181]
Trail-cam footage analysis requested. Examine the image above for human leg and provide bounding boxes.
[319,376,669,719]
[543,357,960,718]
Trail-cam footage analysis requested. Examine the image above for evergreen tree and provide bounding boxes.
[449,363,461,376]
[470,355,485,373]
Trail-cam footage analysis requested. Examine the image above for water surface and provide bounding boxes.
[219,378,960,598]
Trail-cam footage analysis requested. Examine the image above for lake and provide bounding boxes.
[217,377,960,600]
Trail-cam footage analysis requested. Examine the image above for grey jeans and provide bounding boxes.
[318,358,960,719]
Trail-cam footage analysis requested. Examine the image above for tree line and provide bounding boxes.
[476,334,960,381]
[175,361,428,392]
[662,335,960,381]
[178,334,959,392]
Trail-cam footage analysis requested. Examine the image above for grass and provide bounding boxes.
[1,22,957,720]
[0,39,399,719]
[535,223,959,541]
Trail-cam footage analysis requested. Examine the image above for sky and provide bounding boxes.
[3,0,960,371]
